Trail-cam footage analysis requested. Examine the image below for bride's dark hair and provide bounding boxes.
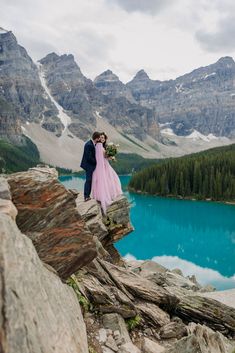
[100,132,108,148]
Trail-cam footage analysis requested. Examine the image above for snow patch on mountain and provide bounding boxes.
[161,128,176,136]
[204,72,216,79]
[96,111,103,118]
[37,63,71,134]
[186,130,218,142]
[159,122,171,127]
[175,83,184,93]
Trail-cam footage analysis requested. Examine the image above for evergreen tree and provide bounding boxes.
[129,144,235,201]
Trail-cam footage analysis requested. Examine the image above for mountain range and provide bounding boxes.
[0,27,234,170]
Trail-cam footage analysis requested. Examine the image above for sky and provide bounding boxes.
[1,0,235,82]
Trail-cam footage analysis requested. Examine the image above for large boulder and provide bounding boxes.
[135,302,170,328]
[76,193,133,244]
[76,258,178,331]
[142,337,165,353]
[0,210,89,353]
[102,314,141,353]
[97,260,179,310]
[0,198,17,221]
[76,193,108,240]
[199,289,235,309]
[0,176,11,199]
[0,176,18,220]
[129,260,200,291]
[77,261,137,318]
[104,195,134,243]
[159,319,188,339]
[166,323,235,353]
[76,192,133,265]
[7,166,97,279]
[102,313,131,344]
[175,294,235,337]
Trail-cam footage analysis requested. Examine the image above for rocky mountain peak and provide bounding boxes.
[62,53,74,60]
[94,69,121,84]
[127,56,235,138]
[132,69,150,81]
[0,30,60,142]
[39,53,77,69]
[126,69,153,94]
[216,56,235,66]
[94,69,136,102]
[39,52,59,64]
[39,51,99,140]
[0,28,19,47]
[39,52,85,81]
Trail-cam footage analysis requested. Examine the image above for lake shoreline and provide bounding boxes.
[60,175,235,290]
[128,188,235,206]
[59,174,235,205]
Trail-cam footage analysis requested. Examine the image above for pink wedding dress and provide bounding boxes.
[91,142,122,213]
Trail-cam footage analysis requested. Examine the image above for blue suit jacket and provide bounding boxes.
[80,140,96,171]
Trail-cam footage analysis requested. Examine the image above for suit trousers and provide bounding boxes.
[84,169,93,198]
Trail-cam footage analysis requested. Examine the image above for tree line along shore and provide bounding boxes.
[129,144,235,202]
[1,136,234,203]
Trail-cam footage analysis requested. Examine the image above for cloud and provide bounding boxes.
[71,29,116,79]
[1,0,235,82]
[107,0,174,15]
[196,15,235,52]
[1,0,117,79]
[124,253,138,261]
[21,38,59,62]
[191,0,235,52]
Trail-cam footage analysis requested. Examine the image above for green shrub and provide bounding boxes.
[126,314,142,331]
[66,276,91,312]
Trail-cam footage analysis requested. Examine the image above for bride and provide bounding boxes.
[91,132,122,213]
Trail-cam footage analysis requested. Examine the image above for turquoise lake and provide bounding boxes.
[59,175,235,290]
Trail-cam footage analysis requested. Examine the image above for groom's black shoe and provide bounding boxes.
[84,197,91,202]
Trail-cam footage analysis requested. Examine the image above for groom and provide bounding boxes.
[80,131,101,201]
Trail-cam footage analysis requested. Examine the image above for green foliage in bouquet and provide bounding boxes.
[106,143,118,158]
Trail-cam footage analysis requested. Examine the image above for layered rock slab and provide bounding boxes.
[0,211,89,353]
[7,166,97,279]
[98,260,179,310]
[166,323,235,353]
[76,193,133,244]
[175,294,235,337]
[76,193,133,265]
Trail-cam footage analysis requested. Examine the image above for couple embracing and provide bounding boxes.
[80,131,122,213]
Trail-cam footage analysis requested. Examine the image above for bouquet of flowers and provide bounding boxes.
[105,142,119,161]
